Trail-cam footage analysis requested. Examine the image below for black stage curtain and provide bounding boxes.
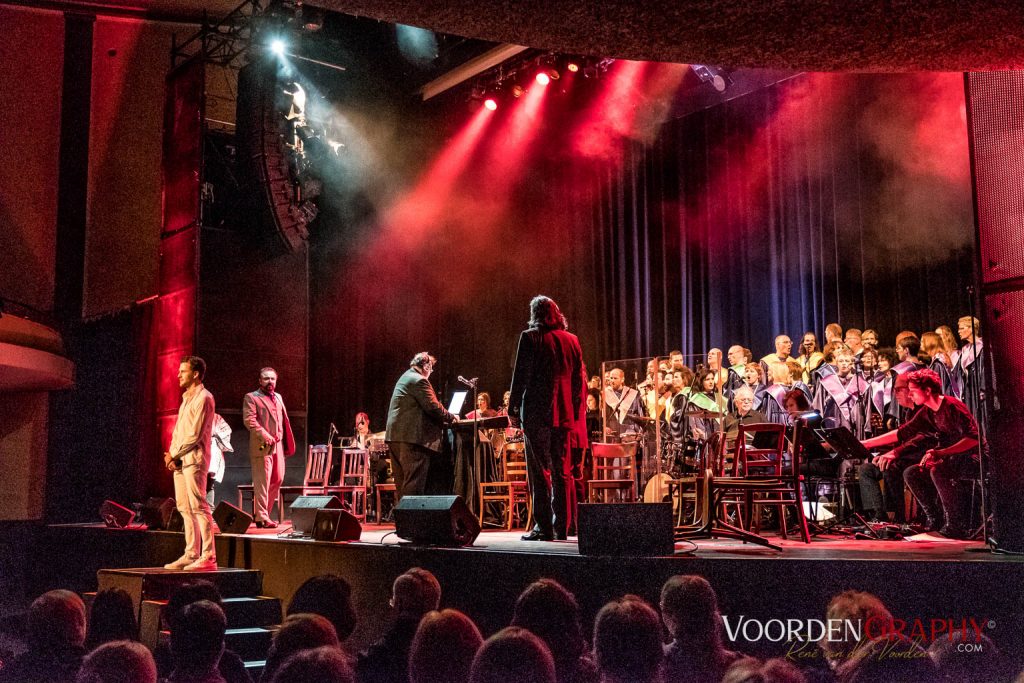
[309,72,975,436]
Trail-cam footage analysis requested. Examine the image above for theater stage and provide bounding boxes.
[34,522,1024,661]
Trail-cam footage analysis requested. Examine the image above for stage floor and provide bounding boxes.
[32,522,1024,662]
[229,522,1001,561]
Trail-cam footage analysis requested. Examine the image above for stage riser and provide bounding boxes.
[34,526,1024,662]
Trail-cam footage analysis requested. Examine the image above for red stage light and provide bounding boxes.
[484,98,497,111]
[567,62,580,73]
[535,72,550,86]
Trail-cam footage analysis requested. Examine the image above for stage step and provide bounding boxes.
[96,567,263,613]
[157,626,277,661]
[139,595,283,649]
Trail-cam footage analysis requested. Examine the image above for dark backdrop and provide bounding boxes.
[307,70,976,437]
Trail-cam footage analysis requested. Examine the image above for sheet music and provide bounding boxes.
[448,390,468,415]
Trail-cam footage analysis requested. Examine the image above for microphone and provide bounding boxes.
[458,375,478,388]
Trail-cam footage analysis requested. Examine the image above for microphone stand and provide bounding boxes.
[965,286,996,552]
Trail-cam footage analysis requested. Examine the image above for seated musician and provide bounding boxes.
[465,392,499,465]
[722,386,766,454]
[602,367,644,438]
[866,369,983,539]
[465,392,497,419]
[354,413,390,488]
[585,390,603,442]
[857,374,928,523]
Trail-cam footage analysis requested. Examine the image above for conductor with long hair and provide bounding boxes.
[509,296,584,541]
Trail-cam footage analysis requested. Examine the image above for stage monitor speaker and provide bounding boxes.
[99,500,134,529]
[167,510,184,532]
[139,497,176,530]
[312,508,362,542]
[394,495,480,547]
[577,503,675,557]
[213,501,254,534]
[290,495,342,536]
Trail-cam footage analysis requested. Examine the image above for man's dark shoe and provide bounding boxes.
[554,531,568,541]
[521,529,554,541]
[938,525,970,540]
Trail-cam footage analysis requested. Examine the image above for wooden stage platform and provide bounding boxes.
[33,522,1024,661]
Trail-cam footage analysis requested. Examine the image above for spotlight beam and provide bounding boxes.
[283,51,348,73]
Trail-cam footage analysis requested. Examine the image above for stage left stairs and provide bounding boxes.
[95,567,281,678]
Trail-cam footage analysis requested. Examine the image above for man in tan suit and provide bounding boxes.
[163,356,217,570]
[242,367,295,528]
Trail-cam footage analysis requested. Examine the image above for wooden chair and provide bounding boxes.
[325,447,369,521]
[478,442,531,530]
[733,422,811,542]
[587,442,638,503]
[239,445,331,523]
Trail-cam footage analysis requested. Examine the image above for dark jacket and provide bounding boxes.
[509,327,584,429]
[385,368,453,452]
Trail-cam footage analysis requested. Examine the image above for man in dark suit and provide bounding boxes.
[385,352,456,501]
[509,296,584,541]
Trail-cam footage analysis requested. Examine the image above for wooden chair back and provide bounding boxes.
[304,445,331,488]
[731,423,786,477]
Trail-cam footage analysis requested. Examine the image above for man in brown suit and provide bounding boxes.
[242,367,295,528]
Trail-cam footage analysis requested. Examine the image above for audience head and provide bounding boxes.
[469,627,556,683]
[163,580,223,630]
[660,575,724,649]
[391,567,442,617]
[28,589,87,652]
[593,595,663,683]
[287,574,357,641]
[85,587,137,650]
[835,633,936,683]
[511,579,587,666]
[409,609,484,683]
[76,640,156,683]
[928,631,1003,682]
[263,613,341,683]
[269,646,354,683]
[819,590,892,664]
[722,657,807,683]
[169,600,226,674]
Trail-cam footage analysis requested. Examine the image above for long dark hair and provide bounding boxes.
[528,296,567,331]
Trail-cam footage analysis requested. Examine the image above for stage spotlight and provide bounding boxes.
[567,62,580,73]
[535,72,550,86]
[484,98,498,111]
[270,39,286,57]
[511,85,525,98]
